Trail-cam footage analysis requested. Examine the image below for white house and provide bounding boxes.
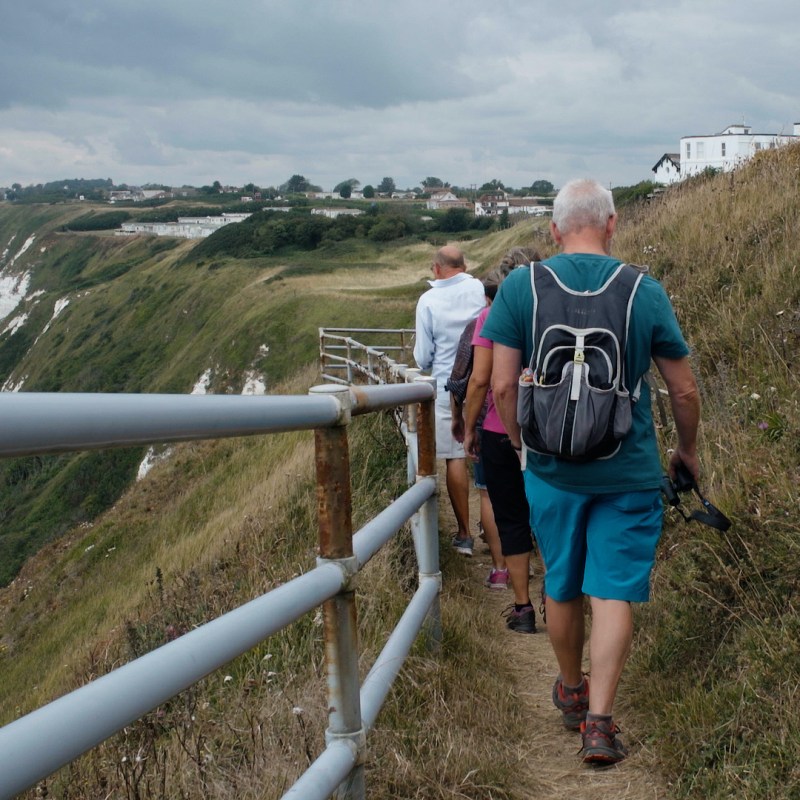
[118,213,251,239]
[426,190,465,210]
[311,208,364,219]
[651,153,681,185]
[474,193,550,218]
[679,122,800,178]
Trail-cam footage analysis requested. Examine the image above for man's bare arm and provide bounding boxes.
[653,355,701,481]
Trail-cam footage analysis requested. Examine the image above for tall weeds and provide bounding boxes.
[617,144,800,799]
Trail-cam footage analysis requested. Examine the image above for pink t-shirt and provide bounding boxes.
[471,307,506,434]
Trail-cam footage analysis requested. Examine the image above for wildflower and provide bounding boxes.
[750,393,761,400]
[758,422,769,430]
[292,706,304,716]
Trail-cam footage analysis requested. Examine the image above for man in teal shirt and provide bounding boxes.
[482,179,701,765]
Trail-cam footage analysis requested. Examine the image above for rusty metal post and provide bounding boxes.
[308,384,365,800]
[411,376,441,649]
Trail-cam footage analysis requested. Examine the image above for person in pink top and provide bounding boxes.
[464,248,541,633]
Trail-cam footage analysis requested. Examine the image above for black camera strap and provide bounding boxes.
[661,466,732,532]
[684,487,731,531]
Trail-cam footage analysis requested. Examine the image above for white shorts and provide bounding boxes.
[435,391,465,459]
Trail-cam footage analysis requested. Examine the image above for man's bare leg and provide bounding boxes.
[546,595,585,687]
[588,597,633,715]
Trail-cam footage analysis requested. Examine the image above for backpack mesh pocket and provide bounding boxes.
[518,365,632,460]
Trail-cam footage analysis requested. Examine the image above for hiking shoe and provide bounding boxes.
[451,535,473,556]
[485,568,509,590]
[502,603,536,634]
[581,716,627,765]
[552,675,589,730]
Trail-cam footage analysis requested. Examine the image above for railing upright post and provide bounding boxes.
[412,376,441,650]
[345,339,354,384]
[308,384,365,800]
[403,368,421,485]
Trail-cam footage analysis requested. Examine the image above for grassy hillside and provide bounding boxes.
[1,144,799,798]
[615,148,800,798]
[0,206,444,585]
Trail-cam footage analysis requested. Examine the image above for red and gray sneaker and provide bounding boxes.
[485,568,510,590]
[580,715,627,765]
[551,675,589,730]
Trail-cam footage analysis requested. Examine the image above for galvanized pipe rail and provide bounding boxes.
[320,327,416,385]
[0,376,439,800]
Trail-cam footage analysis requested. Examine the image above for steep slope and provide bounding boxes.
[0,206,430,584]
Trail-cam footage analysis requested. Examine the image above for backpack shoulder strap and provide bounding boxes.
[528,262,542,370]
[615,263,646,397]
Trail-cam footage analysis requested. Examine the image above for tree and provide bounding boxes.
[377,177,396,195]
[422,177,446,190]
[281,174,312,194]
[438,208,471,233]
[334,178,360,193]
[530,179,555,195]
[338,184,352,199]
[362,185,375,199]
[479,179,505,192]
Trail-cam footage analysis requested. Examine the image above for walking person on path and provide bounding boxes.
[414,245,485,555]
[460,248,542,632]
[482,179,701,764]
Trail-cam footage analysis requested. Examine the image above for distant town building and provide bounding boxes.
[474,192,550,218]
[651,153,681,185]
[108,188,172,202]
[653,121,800,183]
[311,208,365,219]
[118,213,252,239]
[426,190,472,211]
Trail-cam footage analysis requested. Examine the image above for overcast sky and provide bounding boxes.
[1,0,798,191]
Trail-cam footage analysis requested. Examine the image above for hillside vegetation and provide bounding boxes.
[0,205,428,584]
[1,146,799,798]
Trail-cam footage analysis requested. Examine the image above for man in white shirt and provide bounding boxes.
[414,245,485,554]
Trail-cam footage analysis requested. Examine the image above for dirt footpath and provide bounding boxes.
[447,471,669,799]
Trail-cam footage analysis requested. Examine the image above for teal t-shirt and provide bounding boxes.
[481,254,689,493]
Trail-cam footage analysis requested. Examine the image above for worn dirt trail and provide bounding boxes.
[440,469,669,800]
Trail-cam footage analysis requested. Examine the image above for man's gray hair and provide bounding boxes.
[552,179,615,235]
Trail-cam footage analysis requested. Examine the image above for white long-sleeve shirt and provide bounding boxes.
[413,272,485,390]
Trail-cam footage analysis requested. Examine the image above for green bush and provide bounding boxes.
[64,211,131,231]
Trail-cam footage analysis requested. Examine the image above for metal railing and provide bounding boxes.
[320,327,416,386]
[0,373,439,800]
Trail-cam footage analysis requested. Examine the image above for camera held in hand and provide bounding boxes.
[660,461,731,532]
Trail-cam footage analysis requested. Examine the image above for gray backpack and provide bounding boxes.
[517,261,646,461]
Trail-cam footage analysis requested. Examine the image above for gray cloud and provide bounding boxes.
[1,0,798,190]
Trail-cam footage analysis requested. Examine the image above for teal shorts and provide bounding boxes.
[523,470,663,603]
